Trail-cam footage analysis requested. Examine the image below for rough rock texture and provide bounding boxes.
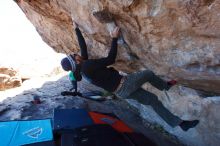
[13,0,220,146]
[0,74,183,146]
[16,0,220,93]
[128,83,220,146]
[0,67,22,91]
[0,74,219,146]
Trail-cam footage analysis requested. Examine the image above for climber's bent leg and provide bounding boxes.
[126,88,182,127]
[115,70,169,98]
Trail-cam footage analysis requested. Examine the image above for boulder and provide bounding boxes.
[0,67,22,90]
[15,0,220,93]
[13,0,220,145]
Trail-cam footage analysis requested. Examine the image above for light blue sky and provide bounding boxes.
[0,0,57,66]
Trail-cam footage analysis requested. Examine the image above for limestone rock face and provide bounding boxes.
[0,67,22,90]
[16,0,220,94]
[132,84,220,146]
[14,0,220,146]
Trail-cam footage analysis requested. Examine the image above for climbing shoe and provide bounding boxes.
[179,120,199,131]
[166,80,177,90]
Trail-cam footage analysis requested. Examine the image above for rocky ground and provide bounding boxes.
[0,71,220,146]
[0,73,184,146]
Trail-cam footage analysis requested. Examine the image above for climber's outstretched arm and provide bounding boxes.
[74,24,88,60]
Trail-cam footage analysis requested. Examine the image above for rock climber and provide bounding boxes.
[60,23,199,131]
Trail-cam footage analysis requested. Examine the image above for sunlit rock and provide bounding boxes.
[14,0,220,146]
[16,0,220,93]
[0,67,22,90]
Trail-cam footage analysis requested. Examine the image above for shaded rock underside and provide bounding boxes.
[16,0,220,93]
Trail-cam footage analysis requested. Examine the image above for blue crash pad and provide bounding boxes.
[0,119,53,146]
[53,109,94,130]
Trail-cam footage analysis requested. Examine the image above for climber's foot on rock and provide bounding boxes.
[179,120,199,131]
[166,80,177,90]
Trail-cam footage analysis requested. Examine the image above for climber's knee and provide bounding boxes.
[142,70,155,79]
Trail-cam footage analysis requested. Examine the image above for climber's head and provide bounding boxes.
[61,54,83,72]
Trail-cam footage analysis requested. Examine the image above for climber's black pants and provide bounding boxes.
[114,70,182,127]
